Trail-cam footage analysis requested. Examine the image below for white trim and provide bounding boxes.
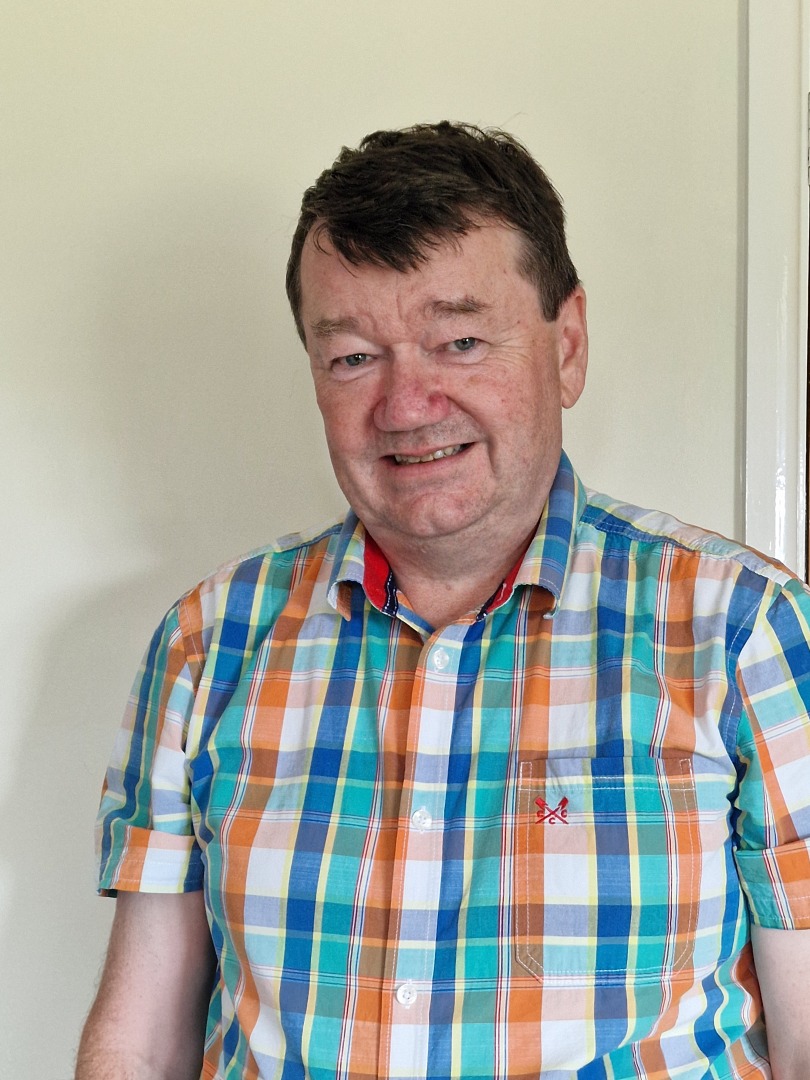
[745,0,808,578]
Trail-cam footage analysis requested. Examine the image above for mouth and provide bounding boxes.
[390,444,470,465]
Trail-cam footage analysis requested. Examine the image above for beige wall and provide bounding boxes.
[1,3,743,1075]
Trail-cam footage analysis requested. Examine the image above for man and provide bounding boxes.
[77,122,810,1079]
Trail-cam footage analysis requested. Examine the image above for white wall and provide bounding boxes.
[1,3,743,1075]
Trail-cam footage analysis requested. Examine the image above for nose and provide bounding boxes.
[373,355,451,432]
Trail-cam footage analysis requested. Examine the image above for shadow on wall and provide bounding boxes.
[0,178,344,1077]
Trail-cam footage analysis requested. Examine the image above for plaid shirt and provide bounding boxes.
[97,453,810,1079]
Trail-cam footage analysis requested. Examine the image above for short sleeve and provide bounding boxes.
[96,601,204,895]
[733,577,810,928]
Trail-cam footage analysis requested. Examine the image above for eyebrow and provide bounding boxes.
[423,296,491,319]
[309,316,363,340]
[308,296,491,340]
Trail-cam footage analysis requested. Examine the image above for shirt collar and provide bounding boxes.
[326,451,586,620]
[513,450,585,615]
[326,511,368,619]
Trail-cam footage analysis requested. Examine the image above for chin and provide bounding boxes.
[385,510,485,543]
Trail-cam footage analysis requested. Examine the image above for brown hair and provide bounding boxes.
[286,121,579,342]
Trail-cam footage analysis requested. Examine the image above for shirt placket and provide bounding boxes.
[382,627,463,1079]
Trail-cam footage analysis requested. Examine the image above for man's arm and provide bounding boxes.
[75,890,216,1080]
[751,924,810,1079]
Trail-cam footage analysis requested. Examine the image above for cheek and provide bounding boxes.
[499,383,562,456]
[317,381,377,431]
[319,406,375,477]
[317,392,356,440]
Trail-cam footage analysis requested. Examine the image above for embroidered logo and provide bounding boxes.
[535,795,569,824]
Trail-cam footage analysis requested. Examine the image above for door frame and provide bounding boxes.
[745,0,809,578]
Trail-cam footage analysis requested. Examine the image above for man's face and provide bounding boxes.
[299,223,587,561]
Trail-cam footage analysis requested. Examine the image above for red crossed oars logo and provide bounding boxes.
[535,795,569,824]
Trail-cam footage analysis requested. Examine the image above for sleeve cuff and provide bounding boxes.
[735,837,810,928]
[97,824,204,896]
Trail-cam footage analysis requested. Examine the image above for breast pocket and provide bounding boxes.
[513,755,733,986]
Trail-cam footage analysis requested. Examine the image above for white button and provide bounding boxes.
[432,647,450,671]
[395,982,418,1007]
[411,807,432,830]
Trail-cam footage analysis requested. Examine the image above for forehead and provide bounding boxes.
[298,223,536,334]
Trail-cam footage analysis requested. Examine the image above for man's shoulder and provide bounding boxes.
[196,517,344,587]
[169,516,348,639]
[211,517,345,574]
[580,488,798,589]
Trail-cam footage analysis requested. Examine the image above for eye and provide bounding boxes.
[448,337,478,352]
[336,353,371,369]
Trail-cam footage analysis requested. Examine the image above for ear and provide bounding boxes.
[557,286,588,409]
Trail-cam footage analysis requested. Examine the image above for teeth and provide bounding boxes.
[393,445,464,465]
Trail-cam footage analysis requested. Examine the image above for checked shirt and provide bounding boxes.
[96,453,810,1079]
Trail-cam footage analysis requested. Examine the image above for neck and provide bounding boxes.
[375,525,536,629]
